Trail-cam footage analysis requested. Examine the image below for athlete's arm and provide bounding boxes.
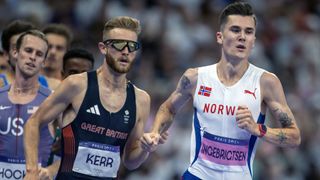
[24,75,84,179]
[122,88,151,170]
[237,72,301,147]
[259,72,301,147]
[151,68,197,134]
[39,159,61,180]
[141,68,197,150]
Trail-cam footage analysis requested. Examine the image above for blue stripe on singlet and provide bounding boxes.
[191,108,202,166]
[0,74,8,86]
[247,113,265,177]
[38,75,49,88]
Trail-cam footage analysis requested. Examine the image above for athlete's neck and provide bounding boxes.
[98,65,127,90]
[216,60,249,86]
[11,78,39,95]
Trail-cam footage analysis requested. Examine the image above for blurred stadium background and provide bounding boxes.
[0,0,319,179]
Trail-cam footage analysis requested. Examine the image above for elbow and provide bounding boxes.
[291,130,301,148]
[295,133,301,147]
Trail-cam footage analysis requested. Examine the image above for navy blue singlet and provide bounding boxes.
[56,71,136,180]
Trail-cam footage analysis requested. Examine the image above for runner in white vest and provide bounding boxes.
[141,2,301,180]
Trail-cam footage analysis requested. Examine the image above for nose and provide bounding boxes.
[121,45,130,55]
[30,52,37,61]
[49,46,57,54]
[239,31,246,42]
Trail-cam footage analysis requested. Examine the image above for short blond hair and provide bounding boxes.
[103,16,141,41]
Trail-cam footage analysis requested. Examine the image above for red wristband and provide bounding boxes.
[258,124,267,138]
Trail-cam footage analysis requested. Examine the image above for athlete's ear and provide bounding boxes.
[216,32,223,45]
[98,42,107,55]
[12,48,18,59]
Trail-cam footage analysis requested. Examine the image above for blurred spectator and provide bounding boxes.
[42,23,73,80]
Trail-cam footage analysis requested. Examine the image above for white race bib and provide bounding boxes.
[0,156,42,180]
[0,156,26,180]
[72,141,121,178]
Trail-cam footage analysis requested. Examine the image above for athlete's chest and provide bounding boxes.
[194,79,261,120]
[98,85,127,113]
[0,104,39,137]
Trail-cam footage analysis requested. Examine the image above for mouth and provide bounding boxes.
[25,62,36,68]
[236,45,246,50]
[118,58,129,65]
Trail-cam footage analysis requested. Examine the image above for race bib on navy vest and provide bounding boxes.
[72,141,121,178]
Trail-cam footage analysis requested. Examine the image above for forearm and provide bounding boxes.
[24,117,41,171]
[151,103,175,134]
[123,141,149,170]
[47,159,61,176]
[260,126,300,148]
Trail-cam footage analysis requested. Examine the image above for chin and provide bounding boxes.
[112,67,130,74]
[233,53,248,60]
[115,64,132,73]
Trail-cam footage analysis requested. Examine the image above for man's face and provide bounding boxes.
[99,28,138,74]
[63,58,93,77]
[15,35,48,78]
[217,15,256,60]
[44,33,67,71]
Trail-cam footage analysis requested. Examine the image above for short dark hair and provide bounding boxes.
[63,48,94,70]
[42,24,73,48]
[16,30,49,58]
[1,20,36,52]
[219,2,257,30]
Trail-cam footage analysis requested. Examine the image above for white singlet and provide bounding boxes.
[185,63,266,180]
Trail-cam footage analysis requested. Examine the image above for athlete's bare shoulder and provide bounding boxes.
[260,71,285,102]
[61,72,88,93]
[184,68,198,85]
[133,85,150,107]
[132,85,151,124]
[260,71,282,93]
[177,68,198,95]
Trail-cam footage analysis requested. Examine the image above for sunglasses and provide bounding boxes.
[103,39,140,53]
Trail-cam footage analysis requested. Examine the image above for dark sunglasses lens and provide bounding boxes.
[112,41,127,51]
[127,42,139,52]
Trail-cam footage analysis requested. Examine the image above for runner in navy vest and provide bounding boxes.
[0,30,54,180]
[24,16,161,180]
[44,48,96,177]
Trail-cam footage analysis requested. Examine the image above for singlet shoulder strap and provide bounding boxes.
[0,83,10,93]
[83,70,100,103]
[0,74,8,87]
[38,75,49,88]
[38,85,52,97]
[126,81,135,103]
